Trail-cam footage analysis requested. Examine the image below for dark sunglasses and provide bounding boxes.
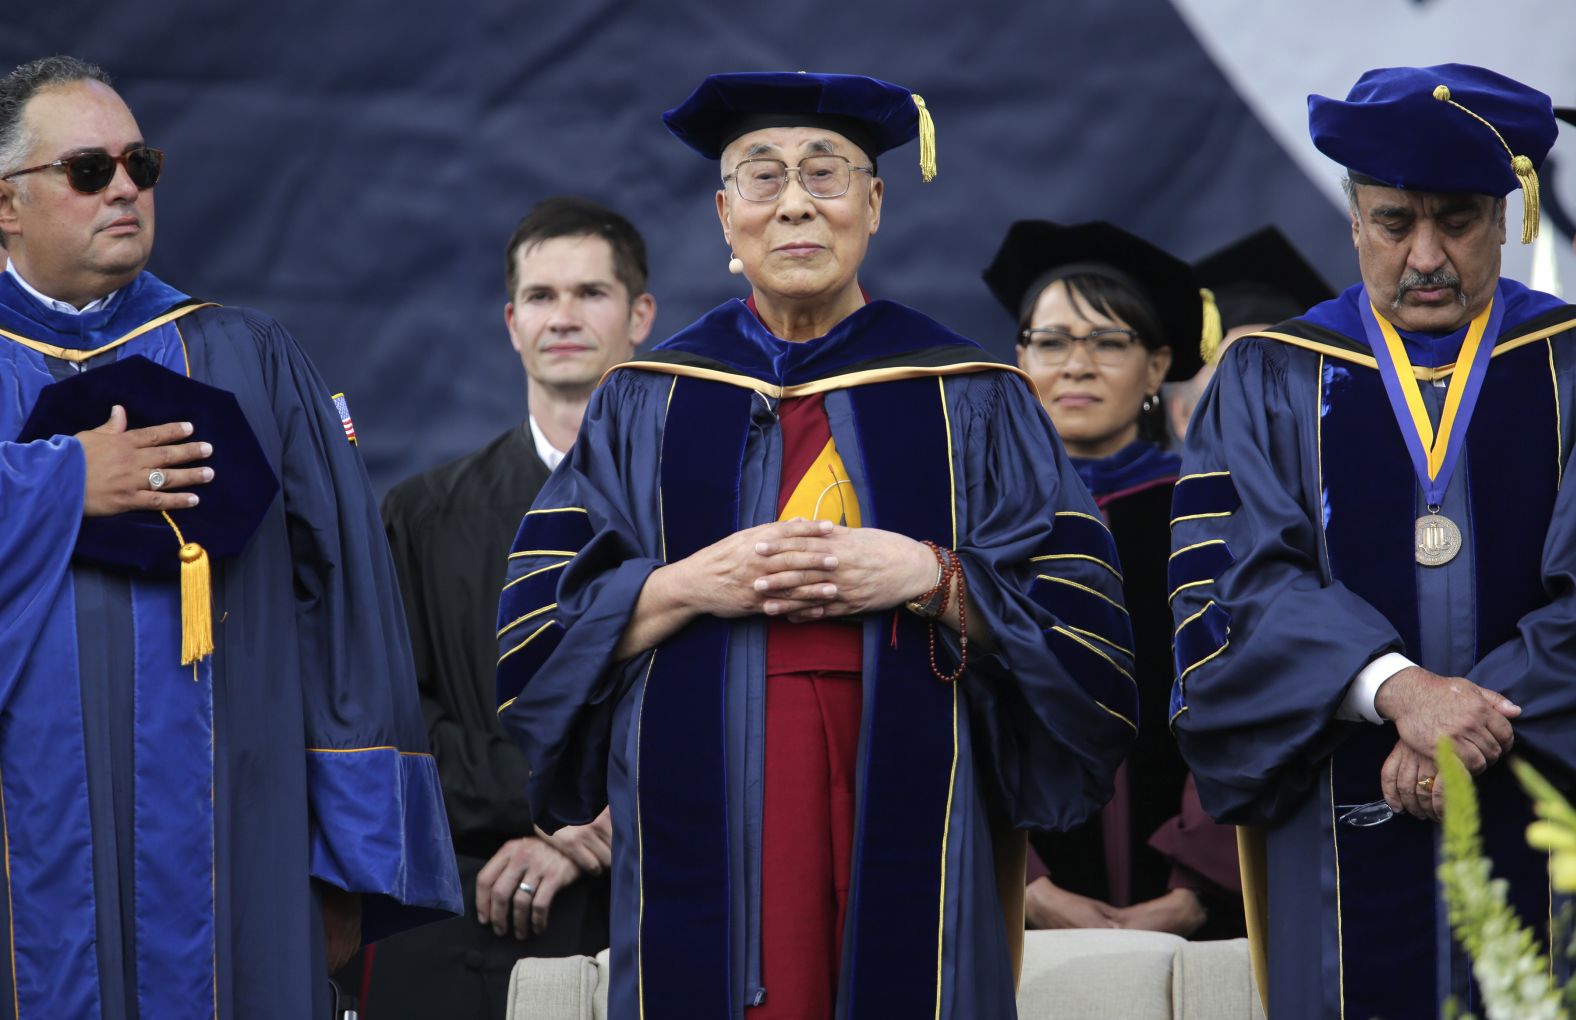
[1,147,163,194]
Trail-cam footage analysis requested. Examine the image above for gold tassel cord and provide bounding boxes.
[1432,84,1541,243]
[1199,287,1223,366]
[1513,154,1540,245]
[161,511,214,666]
[179,543,214,666]
[912,93,937,183]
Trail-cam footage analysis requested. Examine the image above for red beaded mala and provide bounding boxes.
[908,540,969,683]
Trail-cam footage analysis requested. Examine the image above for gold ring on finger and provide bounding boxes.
[1416,775,1435,792]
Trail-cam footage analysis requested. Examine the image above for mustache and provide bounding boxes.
[97,202,141,229]
[1393,269,1467,309]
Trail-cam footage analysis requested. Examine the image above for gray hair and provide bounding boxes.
[1340,175,1359,213]
[0,56,113,178]
[0,56,111,248]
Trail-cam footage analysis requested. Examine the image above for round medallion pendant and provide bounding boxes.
[1415,513,1463,566]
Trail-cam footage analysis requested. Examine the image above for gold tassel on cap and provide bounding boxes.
[162,511,214,666]
[1199,287,1224,366]
[1512,154,1540,244]
[912,94,937,182]
[1432,83,1541,244]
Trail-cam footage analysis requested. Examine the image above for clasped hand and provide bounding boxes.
[1374,665,1519,772]
[1373,665,1521,821]
[681,517,937,622]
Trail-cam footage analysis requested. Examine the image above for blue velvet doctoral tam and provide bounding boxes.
[498,298,1138,1020]
[0,271,461,1020]
[1171,278,1576,1019]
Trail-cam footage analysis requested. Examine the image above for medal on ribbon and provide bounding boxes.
[1361,286,1503,567]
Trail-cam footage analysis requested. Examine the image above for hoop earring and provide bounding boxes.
[728,252,744,275]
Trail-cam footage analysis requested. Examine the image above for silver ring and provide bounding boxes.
[147,469,167,491]
[516,881,536,896]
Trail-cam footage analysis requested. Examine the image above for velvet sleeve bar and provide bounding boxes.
[944,373,1139,831]
[1169,338,1404,825]
[496,371,667,834]
[256,314,462,939]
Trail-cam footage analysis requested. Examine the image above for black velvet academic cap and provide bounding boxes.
[982,219,1204,380]
[1194,227,1335,335]
[17,354,279,574]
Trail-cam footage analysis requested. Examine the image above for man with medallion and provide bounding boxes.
[1170,63,1576,1019]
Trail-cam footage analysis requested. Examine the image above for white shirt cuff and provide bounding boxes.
[1337,652,1415,724]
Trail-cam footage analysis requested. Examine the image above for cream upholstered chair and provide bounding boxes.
[507,930,1265,1019]
[1015,929,1265,1019]
[508,950,608,1020]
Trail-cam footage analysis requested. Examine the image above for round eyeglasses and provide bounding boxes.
[1019,327,1142,368]
[1,147,164,195]
[723,154,873,203]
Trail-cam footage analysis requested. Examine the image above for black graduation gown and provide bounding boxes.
[371,425,610,1019]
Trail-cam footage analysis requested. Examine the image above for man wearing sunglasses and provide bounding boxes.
[0,55,461,1020]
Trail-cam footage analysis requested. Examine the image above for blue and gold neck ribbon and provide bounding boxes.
[1360,285,1504,508]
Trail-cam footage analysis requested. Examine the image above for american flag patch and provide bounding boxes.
[331,392,357,445]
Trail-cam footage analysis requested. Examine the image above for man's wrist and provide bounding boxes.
[1349,652,1417,724]
[905,541,950,618]
[649,560,696,616]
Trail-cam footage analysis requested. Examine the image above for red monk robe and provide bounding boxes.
[760,392,864,1019]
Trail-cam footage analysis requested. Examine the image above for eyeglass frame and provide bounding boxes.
[1017,326,1147,367]
[1336,798,1412,827]
[721,153,874,203]
[1,147,165,194]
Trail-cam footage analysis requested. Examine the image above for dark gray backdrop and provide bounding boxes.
[3,0,1356,493]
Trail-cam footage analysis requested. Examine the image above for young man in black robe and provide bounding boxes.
[370,197,655,1017]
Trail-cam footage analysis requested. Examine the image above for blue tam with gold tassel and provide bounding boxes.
[1309,63,1556,242]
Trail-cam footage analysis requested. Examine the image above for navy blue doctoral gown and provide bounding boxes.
[1171,278,1576,1019]
[0,271,461,1020]
[497,299,1139,1020]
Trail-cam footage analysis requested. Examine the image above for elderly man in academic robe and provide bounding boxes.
[1171,63,1576,1020]
[498,72,1139,1020]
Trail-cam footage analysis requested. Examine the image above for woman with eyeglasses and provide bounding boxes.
[984,220,1244,941]
[496,75,1139,1020]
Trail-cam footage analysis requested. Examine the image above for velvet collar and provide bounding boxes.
[0,270,192,349]
[1069,440,1179,500]
[642,298,991,387]
[1296,279,1567,366]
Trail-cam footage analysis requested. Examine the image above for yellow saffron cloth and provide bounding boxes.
[778,437,862,526]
